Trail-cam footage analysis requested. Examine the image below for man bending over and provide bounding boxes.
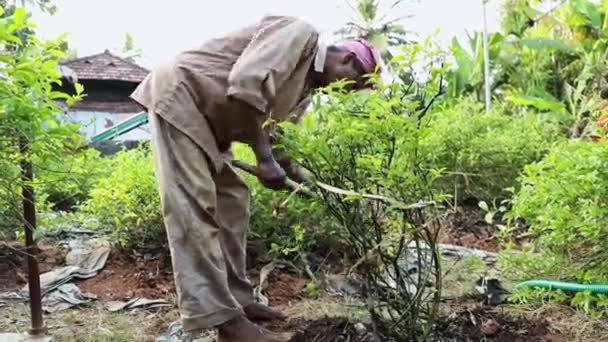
[131,15,381,342]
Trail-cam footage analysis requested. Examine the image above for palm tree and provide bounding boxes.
[121,33,143,63]
[335,0,413,63]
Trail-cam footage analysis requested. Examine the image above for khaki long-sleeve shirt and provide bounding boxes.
[131,15,326,172]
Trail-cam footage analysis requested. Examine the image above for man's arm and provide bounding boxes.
[271,97,312,184]
[226,16,318,188]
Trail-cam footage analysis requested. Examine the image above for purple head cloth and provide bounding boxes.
[337,38,382,74]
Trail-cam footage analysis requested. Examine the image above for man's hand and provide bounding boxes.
[286,166,309,184]
[257,157,287,190]
[277,158,309,184]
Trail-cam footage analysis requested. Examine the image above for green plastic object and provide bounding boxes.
[515,280,608,294]
[90,111,149,143]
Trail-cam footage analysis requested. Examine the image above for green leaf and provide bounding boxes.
[506,95,567,113]
[484,212,495,225]
[11,8,27,26]
[42,59,57,71]
[572,0,602,29]
[5,34,23,45]
[50,91,71,101]
[519,38,576,53]
[450,37,474,75]
[46,119,58,130]
[478,201,489,211]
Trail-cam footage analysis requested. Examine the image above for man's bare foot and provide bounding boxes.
[217,315,287,342]
[244,303,287,322]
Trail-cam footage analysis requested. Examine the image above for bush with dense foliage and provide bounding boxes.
[280,43,446,341]
[35,148,109,211]
[232,143,340,259]
[501,140,608,285]
[82,145,165,251]
[0,161,21,240]
[0,147,110,239]
[421,99,562,201]
[81,142,337,257]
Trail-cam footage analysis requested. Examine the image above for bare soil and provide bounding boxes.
[2,251,606,341]
[431,306,561,342]
[0,240,66,292]
[267,306,563,342]
[265,271,307,306]
[287,318,369,342]
[79,250,175,301]
[439,204,501,252]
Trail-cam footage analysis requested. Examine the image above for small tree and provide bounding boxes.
[0,4,82,333]
[0,5,83,237]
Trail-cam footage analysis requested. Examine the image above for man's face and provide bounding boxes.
[323,51,366,91]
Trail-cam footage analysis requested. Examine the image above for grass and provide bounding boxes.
[0,302,178,341]
[500,303,608,342]
[0,290,366,341]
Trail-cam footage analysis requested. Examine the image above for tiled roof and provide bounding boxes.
[60,50,149,83]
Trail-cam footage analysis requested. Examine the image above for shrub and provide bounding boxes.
[421,98,561,202]
[1,147,109,238]
[35,147,109,211]
[280,48,445,340]
[81,142,337,257]
[82,144,165,252]
[232,143,340,259]
[0,160,21,240]
[501,140,608,284]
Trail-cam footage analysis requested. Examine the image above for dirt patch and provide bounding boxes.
[264,271,308,306]
[0,241,66,292]
[78,252,304,304]
[432,306,561,342]
[262,316,370,342]
[287,317,371,342]
[440,205,501,252]
[277,306,564,342]
[79,251,175,301]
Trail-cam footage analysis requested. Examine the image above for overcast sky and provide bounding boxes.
[31,0,505,69]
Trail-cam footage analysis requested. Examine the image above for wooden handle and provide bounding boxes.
[230,160,316,198]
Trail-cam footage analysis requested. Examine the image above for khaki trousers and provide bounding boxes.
[149,111,253,332]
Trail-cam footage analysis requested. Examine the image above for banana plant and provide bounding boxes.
[447,31,507,100]
[504,0,608,134]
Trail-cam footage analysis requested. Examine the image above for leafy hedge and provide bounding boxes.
[501,140,608,284]
[0,6,83,239]
[421,99,561,202]
[82,145,165,251]
[35,148,109,211]
[0,160,21,240]
[80,143,336,256]
[231,143,340,258]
